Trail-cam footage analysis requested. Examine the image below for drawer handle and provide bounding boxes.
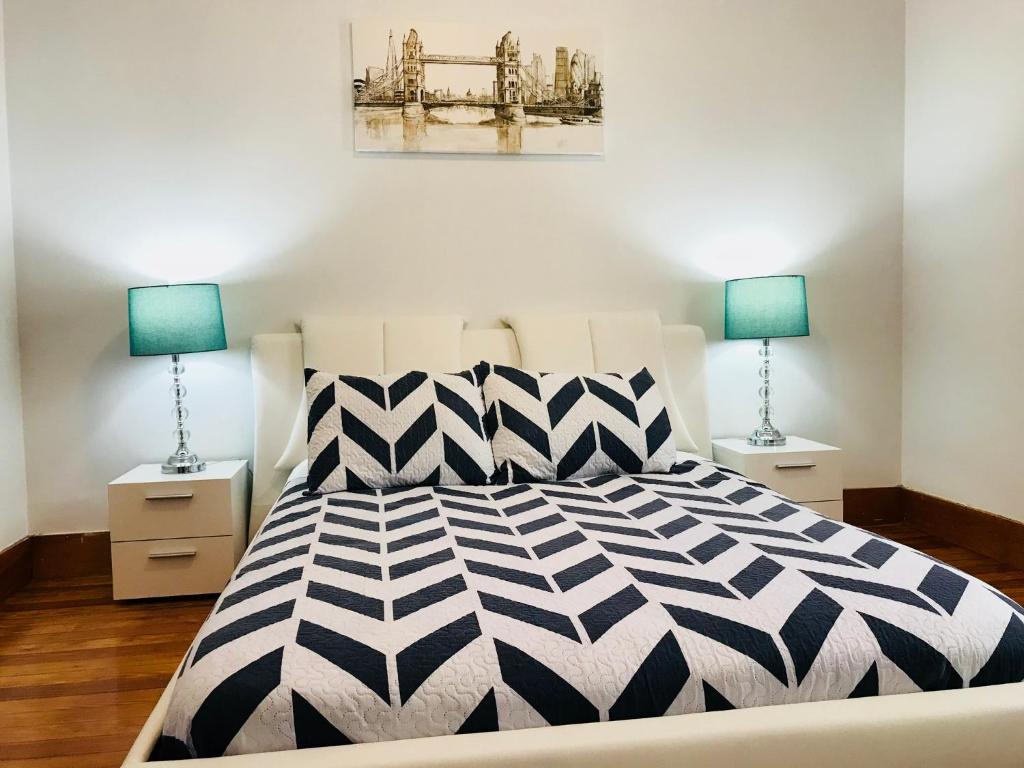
[148,548,197,559]
[145,492,194,501]
[775,462,817,470]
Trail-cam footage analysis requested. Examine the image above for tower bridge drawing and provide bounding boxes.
[352,21,604,154]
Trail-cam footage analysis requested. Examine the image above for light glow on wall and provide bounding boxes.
[692,230,802,280]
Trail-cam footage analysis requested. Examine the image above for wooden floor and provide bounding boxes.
[1,522,1023,767]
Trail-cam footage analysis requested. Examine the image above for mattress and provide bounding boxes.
[154,457,1024,759]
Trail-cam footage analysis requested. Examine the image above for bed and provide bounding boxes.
[125,313,1024,768]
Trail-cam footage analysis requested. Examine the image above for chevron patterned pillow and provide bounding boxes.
[479,363,676,482]
[305,368,495,493]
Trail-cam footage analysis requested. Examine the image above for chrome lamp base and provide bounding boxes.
[160,353,207,475]
[162,453,207,474]
[746,337,787,447]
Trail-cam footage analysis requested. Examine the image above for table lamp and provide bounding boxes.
[128,283,227,473]
[724,275,809,446]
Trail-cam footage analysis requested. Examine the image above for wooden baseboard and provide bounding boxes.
[903,489,1024,572]
[844,487,904,526]
[31,532,112,580]
[0,537,33,602]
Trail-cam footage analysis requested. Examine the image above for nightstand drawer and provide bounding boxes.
[747,450,842,502]
[111,535,235,600]
[109,478,235,542]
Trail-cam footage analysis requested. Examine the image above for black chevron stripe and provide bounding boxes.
[447,516,513,535]
[312,553,382,580]
[434,380,485,438]
[388,371,428,409]
[701,680,735,711]
[547,377,586,428]
[859,612,962,691]
[664,603,788,685]
[494,639,598,726]
[645,408,672,456]
[557,424,598,479]
[292,690,351,749]
[597,424,642,473]
[849,662,879,697]
[440,498,503,516]
[499,401,552,460]
[779,588,843,685]
[802,570,939,613]
[340,407,392,471]
[306,581,384,620]
[443,434,488,485]
[217,567,303,613]
[394,405,437,473]
[307,383,336,440]
[553,554,612,592]
[387,527,446,553]
[393,574,468,620]
[324,512,378,532]
[852,538,898,568]
[729,556,783,598]
[609,631,688,720]
[189,648,283,757]
[338,375,386,409]
[599,540,690,564]
[250,523,317,553]
[917,565,969,615]
[457,689,498,734]
[320,531,379,554]
[480,592,580,641]
[579,584,647,642]
[389,548,456,579]
[970,614,1024,687]
[235,545,310,578]
[628,568,735,599]
[397,613,482,703]
[297,619,391,704]
[516,512,565,535]
[308,438,341,493]
[455,535,530,559]
[655,514,701,538]
[386,508,440,531]
[628,368,656,398]
[533,530,586,558]
[465,559,553,592]
[193,600,295,665]
[557,502,629,520]
[494,365,542,399]
[583,378,639,425]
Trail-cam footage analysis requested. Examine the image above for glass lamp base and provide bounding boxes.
[162,453,207,474]
[748,426,786,447]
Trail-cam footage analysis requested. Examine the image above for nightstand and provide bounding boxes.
[711,437,843,520]
[108,460,248,600]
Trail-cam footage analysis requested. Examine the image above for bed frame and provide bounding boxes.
[123,316,1024,767]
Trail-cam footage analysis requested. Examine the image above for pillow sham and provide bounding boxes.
[479,363,676,482]
[306,367,494,493]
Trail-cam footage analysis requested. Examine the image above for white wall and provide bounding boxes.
[4,0,905,535]
[0,2,29,550]
[902,0,1024,521]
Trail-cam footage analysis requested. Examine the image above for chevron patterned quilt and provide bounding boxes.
[154,458,1024,760]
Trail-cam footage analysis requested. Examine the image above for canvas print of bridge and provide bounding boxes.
[351,19,604,155]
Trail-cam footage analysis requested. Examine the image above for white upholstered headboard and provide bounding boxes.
[249,320,711,538]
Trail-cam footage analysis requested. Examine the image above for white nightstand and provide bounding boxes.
[711,437,843,520]
[108,460,248,600]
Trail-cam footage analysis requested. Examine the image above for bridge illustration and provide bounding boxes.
[354,29,603,123]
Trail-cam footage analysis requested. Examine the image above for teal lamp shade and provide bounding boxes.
[128,283,227,356]
[724,275,809,340]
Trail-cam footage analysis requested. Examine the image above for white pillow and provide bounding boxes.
[481,363,676,483]
[306,367,495,493]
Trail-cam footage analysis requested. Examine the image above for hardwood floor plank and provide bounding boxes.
[0,522,1021,767]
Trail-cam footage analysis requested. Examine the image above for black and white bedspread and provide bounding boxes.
[156,458,1024,759]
